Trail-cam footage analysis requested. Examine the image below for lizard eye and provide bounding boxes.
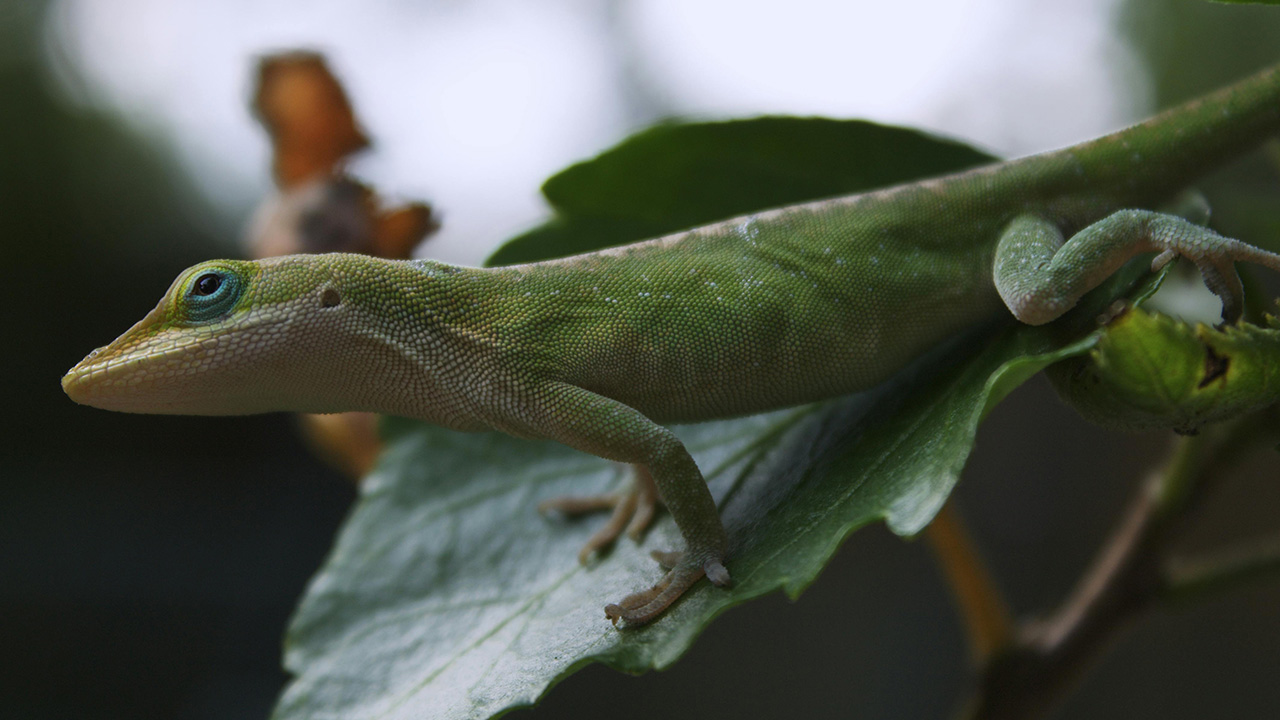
[182,267,244,323]
[192,272,222,296]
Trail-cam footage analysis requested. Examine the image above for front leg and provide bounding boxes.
[507,381,730,625]
[994,210,1280,325]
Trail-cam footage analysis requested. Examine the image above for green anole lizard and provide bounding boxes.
[64,63,1280,625]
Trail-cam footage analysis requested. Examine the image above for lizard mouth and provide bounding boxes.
[62,305,169,409]
[62,312,286,413]
[61,331,217,411]
[61,346,107,402]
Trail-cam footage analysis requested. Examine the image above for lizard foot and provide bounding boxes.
[996,211,1280,327]
[604,551,731,626]
[538,465,659,564]
[1149,228,1280,324]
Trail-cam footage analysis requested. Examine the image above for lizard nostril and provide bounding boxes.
[321,288,342,308]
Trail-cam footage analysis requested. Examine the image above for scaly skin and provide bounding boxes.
[64,62,1280,624]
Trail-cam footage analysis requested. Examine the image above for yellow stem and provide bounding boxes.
[925,501,1015,664]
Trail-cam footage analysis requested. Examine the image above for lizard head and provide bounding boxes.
[62,255,361,416]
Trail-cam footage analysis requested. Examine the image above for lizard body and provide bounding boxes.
[64,63,1280,624]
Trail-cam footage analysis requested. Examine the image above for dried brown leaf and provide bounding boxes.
[253,51,370,188]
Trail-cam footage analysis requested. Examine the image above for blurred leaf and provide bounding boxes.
[1208,1,1280,6]
[1047,306,1280,433]
[487,117,994,265]
[274,115,1173,719]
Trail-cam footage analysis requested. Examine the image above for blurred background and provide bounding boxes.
[3,0,1280,718]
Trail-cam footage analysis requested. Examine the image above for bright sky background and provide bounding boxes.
[47,0,1143,265]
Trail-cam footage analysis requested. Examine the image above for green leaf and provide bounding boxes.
[274,118,1150,720]
[487,117,994,265]
[1208,1,1280,6]
[1046,306,1280,433]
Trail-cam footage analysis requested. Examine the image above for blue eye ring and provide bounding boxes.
[183,267,244,323]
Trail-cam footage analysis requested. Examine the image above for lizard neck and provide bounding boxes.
[317,256,496,431]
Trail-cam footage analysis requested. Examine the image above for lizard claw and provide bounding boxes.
[704,559,731,586]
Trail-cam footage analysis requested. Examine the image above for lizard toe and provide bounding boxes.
[539,465,661,563]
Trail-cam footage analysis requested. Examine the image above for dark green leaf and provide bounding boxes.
[487,117,994,265]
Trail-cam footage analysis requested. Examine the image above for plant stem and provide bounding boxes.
[1164,535,1280,603]
[959,417,1263,720]
[925,501,1015,663]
